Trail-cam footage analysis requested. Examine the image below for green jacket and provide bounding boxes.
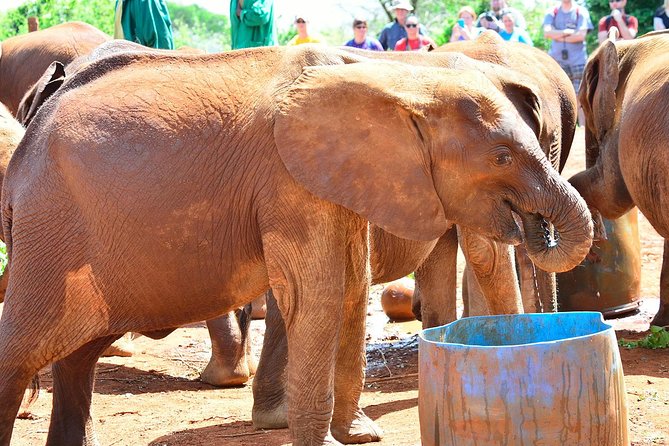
[230,0,277,49]
[114,0,175,50]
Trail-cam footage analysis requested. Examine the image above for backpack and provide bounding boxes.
[603,13,632,29]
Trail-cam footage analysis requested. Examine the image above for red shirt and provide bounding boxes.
[598,13,638,35]
[394,36,433,51]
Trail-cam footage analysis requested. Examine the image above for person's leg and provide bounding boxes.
[570,63,586,127]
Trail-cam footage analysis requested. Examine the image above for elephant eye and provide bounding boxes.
[493,147,513,167]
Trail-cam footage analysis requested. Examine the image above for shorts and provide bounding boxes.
[557,62,586,93]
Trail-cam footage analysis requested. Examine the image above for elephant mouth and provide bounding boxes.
[510,205,560,250]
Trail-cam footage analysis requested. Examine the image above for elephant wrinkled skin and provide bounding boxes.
[570,30,669,327]
[0,45,592,446]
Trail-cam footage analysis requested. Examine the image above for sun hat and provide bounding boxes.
[391,0,414,11]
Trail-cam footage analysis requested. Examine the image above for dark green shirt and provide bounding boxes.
[115,0,175,50]
[230,0,277,49]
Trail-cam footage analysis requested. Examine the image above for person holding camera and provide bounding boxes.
[450,6,482,41]
[543,1,591,113]
[597,0,638,44]
[477,0,526,32]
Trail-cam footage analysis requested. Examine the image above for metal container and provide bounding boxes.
[557,208,641,317]
[419,312,629,446]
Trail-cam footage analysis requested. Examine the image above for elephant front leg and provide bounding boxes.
[200,305,256,387]
[47,335,119,446]
[414,228,459,328]
[331,228,382,444]
[458,227,523,316]
[265,232,352,445]
[652,239,669,327]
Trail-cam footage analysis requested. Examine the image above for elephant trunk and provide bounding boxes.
[518,177,593,273]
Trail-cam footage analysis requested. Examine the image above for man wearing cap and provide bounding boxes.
[378,0,424,50]
[230,0,277,49]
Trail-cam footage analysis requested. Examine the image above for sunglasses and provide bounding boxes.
[296,19,306,24]
[406,23,418,28]
[355,25,367,29]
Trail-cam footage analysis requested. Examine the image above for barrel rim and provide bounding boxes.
[419,311,613,349]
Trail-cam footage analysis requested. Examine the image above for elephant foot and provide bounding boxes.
[650,303,669,328]
[252,400,288,429]
[101,334,134,358]
[331,411,383,444]
[200,358,253,387]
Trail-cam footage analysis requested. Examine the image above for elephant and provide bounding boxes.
[14,35,579,390]
[199,33,583,392]
[0,104,24,295]
[0,21,109,115]
[433,32,579,316]
[0,45,593,446]
[569,30,669,327]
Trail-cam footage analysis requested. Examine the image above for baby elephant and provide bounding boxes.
[0,45,591,446]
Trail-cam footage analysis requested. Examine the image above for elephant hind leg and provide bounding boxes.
[46,335,119,446]
[0,356,39,446]
[200,304,255,387]
[652,239,669,327]
[252,289,289,429]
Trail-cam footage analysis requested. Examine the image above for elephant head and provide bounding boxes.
[274,62,593,273]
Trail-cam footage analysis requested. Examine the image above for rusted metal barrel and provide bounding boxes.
[557,208,641,317]
[419,312,629,446]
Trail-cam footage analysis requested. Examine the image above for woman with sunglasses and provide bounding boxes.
[394,15,435,51]
[344,17,383,51]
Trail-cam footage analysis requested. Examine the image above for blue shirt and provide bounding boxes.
[344,37,383,51]
[499,27,533,45]
[543,6,592,66]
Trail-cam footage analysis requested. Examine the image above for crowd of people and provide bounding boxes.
[113,0,667,123]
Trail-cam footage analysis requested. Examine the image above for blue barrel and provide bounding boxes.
[419,312,629,446]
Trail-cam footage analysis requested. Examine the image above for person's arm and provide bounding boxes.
[616,15,638,39]
[450,25,462,42]
[654,16,667,30]
[240,0,273,26]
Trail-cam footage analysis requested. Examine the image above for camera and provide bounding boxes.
[561,49,569,60]
[483,13,495,22]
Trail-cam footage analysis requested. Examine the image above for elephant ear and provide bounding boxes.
[498,77,542,141]
[16,61,66,126]
[580,40,619,139]
[274,63,449,242]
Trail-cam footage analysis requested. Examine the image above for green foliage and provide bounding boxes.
[0,241,6,276]
[168,3,230,52]
[0,0,114,39]
[619,326,669,349]
[0,0,230,52]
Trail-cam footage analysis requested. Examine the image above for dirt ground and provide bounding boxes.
[5,127,669,445]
